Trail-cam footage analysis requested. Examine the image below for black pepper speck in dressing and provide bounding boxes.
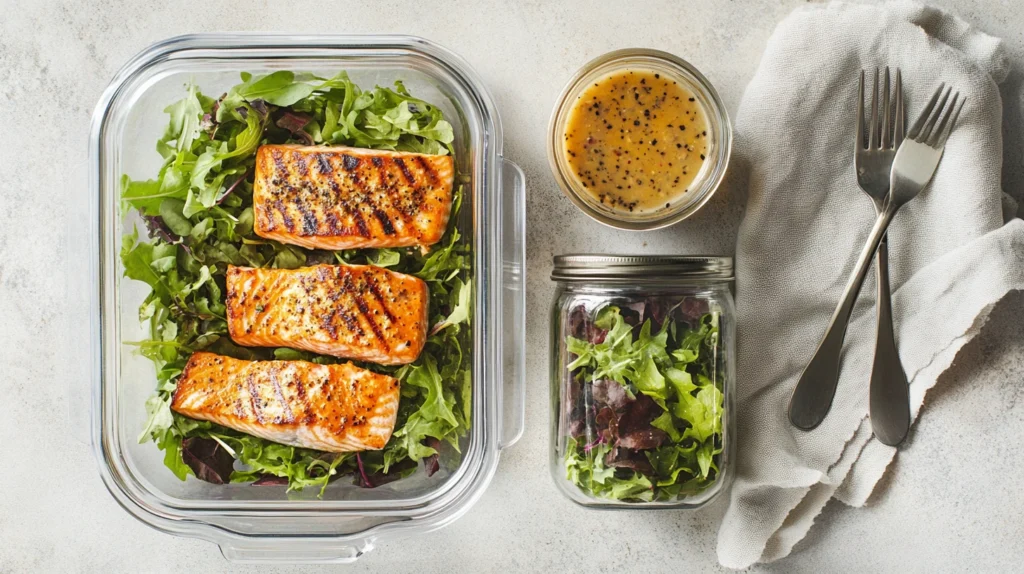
[563,70,709,214]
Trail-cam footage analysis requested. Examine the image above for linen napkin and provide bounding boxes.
[718,2,1024,568]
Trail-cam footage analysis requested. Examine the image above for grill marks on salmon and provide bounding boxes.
[226,264,429,365]
[171,352,399,452]
[253,144,455,250]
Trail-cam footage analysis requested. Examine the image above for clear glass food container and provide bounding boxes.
[549,255,734,508]
[548,49,732,230]
[78,34,526,563]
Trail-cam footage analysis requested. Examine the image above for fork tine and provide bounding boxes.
[894,69,905,147]
[907,83,945,139]
[918,86,952,142]
[881,67,891,149]
[856,70,865,150]
[930,95,964,148]
[869,68,880,149]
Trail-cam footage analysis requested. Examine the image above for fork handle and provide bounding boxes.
[788,204,898,430]
[869,237,911,445]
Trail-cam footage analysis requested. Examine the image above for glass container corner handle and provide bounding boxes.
[498,157,526,450]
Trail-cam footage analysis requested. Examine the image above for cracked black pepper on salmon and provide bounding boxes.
[226,264,429,365]
[252,144,455,250]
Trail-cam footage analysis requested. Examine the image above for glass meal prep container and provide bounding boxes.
[549,255,734,508]
[82,34,526,563]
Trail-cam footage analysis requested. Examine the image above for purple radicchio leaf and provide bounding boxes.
[595,406,619,443]
[618,393,661,432]
[143,215,179,244]
[423,437,442,477]
[249,98,269,119]
[616,426,669,450]
[251,474,289,486]
[566,371,591,438]
[604,446,655,475]
[592,379,632,412]
[276,110,312,133]
[143,216,197,260]
[181,437,235,485]
[643,297,675,332]
[362,458,418,488]
[569,304,608,344]
[675,296,710,325]
[568,304,590,339]
[588,323,608,344]
[613,392,667,452]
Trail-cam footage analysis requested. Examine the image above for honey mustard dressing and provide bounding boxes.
[563,70,710,214]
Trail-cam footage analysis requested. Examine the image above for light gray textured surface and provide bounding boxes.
[1,0,1022,572]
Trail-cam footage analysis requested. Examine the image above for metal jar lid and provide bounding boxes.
[551,254,734,282]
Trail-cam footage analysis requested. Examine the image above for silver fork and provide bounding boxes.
[789,83,964,432]
[857,68,911,446]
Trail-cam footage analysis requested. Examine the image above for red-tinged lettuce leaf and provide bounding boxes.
[595,406,619,443]
[617,393,661,434]
[616,427,669,450]
[276,110,312,133]
[674,296,710,325]
[422,437,442,477]
[568,304,589,339]
[144,215,180,245]
[252,474,289,486]
[614,392,668,451]
[604,447,655,476]
[181,437,235,484]
[592,378,632,412]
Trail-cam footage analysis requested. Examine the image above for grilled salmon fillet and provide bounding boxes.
[253,144,455,250]
[171,352,399,452]
[226,264,429,365]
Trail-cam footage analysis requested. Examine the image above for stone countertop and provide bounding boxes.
[2,0,1023,571]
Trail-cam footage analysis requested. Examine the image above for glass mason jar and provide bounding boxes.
[549,255,735,508]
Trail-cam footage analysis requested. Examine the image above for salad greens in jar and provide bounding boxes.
[561,297,725,502]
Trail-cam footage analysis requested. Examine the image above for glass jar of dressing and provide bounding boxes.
[548,49,731,230]
[549,255,735,508]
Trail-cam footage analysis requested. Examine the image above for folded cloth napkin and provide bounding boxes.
[718,1,1024,568]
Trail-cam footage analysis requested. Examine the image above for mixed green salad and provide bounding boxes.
[122,70,472,494]
[562,298,725,502]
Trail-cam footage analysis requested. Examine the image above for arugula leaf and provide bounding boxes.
[432,277,472,334]
[238,71,318,106]
[162,83,203,154]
